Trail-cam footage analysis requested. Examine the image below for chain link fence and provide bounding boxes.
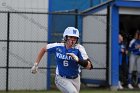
[81,11,109,86]
[0,11,48,91]
[0,8,109,91]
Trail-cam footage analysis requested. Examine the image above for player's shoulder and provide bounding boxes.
[47,42,64,48]
[54,42,64,46]
[130,39,136,44]
[75,44,85,49]
[129,39,136,46]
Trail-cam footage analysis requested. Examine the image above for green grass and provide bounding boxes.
[0,89,140,93]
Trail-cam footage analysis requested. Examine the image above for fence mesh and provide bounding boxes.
[0,10,109,91]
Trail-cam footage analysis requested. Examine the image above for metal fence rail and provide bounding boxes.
[0,10,109,91]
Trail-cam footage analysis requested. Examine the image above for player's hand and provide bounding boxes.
[31,63,38,74]
[135,45,140,49]
[66,53,79,62]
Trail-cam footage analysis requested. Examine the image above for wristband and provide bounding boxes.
[78,59,93,69]
[78,60,88,67]
[34,62,38,66]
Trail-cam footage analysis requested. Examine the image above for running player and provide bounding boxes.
[31,27,93,93]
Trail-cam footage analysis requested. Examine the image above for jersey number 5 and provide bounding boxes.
[63,60,68,66]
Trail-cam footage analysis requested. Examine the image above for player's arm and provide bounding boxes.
[135,44,140,49]
[129,40,138,51]
[35,47,46,65]
[66,53,93,70]
[78,58,93,70]
[31,46,47,74]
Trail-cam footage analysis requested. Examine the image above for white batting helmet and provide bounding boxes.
[63,27,79,39]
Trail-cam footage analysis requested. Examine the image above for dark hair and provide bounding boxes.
[136,30,140,34]
[135,30,140,39]
[63,35,79,44]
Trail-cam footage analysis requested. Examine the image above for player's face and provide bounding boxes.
[66,36,77,48]
[135,33,140,40]
[138,34,140,40]
[119,34,123,43]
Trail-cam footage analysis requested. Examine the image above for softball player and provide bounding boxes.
[118,34,125,89]
[31,27,93,93]
[128,30,140,89]
[118,34,128,89]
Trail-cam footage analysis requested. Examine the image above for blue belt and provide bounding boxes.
[59,74,78,79]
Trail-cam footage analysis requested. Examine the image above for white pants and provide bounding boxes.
[55,74,80,93]
[129,54,140,74]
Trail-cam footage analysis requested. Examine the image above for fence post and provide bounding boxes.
[6,12,10,91]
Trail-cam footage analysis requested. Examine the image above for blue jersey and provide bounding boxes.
[129,39,140,55]
[119,43,125,65]
[46,43,89,77]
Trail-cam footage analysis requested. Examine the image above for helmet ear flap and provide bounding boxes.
[64,35,68,41]
[76,38,79,44]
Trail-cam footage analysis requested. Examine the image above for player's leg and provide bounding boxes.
[128,54,136,89]
[55,75,79,93]
[136,56,140,88]
[70,74,81,92]
[118,65,124,89]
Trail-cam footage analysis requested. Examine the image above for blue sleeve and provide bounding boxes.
[129,44,135,51]
[119,52,122,65]
[128,40,136,51]
[47,43,57,53]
